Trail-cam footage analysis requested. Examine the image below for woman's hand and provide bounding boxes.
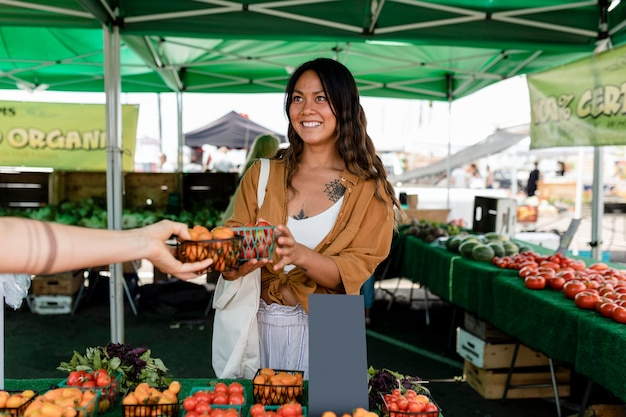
[272,224,303,271]
[221,258,271,281]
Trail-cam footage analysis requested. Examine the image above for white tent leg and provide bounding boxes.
[591,147,604,261]
[104,24,125,344]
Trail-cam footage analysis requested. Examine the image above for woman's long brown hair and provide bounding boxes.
[276,58,401,215]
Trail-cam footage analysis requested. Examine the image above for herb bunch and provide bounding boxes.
[57,342,171,390]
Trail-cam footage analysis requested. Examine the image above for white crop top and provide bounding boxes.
[283,195,344,273]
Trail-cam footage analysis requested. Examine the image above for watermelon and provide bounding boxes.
[487,241,504,257]
[459,240,481,258]
[472,244,496,261]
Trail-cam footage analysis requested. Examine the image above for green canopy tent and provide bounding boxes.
[1,0,625,344]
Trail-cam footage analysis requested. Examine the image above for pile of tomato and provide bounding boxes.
[382,389,439,417]
[492,251,626,324]
[182,382,246,417]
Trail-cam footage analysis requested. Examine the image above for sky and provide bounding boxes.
[0,75,531,162]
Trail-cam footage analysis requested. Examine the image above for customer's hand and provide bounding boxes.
[140,220,214,280]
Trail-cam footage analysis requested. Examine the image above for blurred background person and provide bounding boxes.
[220,134,281,223]
[526,161,540,196]
[211,146,236,173]
[450,164,470,188]
[159,152,175,172]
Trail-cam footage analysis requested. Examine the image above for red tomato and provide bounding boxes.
[212,393,228,405]
[228,393,245,405]
[612,305,626,324]
[227,382,244,396]
[95,370,112,387]
[407,401,425,413]
[194,401,210,415]
[250,404,266,417]
[524,275,546,290]
[256,220,272,227]
[82,380,96,388]
[67,370,87,386]
[183,397,198,411]
[563,280,587,299]
[213,382,228,394]
[194,391,211,403]
[574,290,601,310]
[548,276,566,290]
[396,398,409,411]
[600,302,618,318]
[423,403,439,417]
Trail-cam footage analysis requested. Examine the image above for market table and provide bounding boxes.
[396,235,626,403]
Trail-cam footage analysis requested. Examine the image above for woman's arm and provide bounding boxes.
[0,218,212,279]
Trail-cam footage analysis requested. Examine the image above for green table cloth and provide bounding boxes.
[397,235,626,402]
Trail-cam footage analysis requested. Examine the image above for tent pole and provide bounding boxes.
[445,74,453,211]
[104,24,125,344]
[591,147,604,261]
[158,93,163,153]
[177,92,184,172]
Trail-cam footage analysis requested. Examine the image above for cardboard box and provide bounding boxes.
[403,208,450,224]
[456,327,549,369]
[28,295,74,315]
[464,360,571,399]
[472,196,517,238]
[31,270,84,295]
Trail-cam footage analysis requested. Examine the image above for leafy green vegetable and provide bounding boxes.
[57,343,171,390]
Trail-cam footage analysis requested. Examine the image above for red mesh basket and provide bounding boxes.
[231,226,276,262]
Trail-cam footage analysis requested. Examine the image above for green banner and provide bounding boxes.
[528,44,626,149]
[0,101,138,170]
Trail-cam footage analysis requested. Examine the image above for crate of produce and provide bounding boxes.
[27,294,74,315]
[456,327,549,369]
[23,388,99,417]
[121,385,179,417]
[59,370,121,413]
[183,384,247,417]
[248,404,307,417]
[231,225,276,261]
[381,391,441,417]
[252,369,304,406]
[463,360,571,399]
[0,390,37,417]
[31,270,84,296]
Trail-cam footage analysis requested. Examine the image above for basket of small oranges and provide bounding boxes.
[121,381,180,417]
[176,225,243,272]
[252,368,304,406]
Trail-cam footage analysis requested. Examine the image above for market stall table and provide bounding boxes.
[396,235,626,403]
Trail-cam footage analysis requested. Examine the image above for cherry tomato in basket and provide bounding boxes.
[67,370,88,386]
[94,369,112,387]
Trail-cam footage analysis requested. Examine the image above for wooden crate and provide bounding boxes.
[456,327,549,369]
[124,173,177,210]
[182,172,238,211]
[464,360,571,399]
[31,270,84,296]
[52,171,180,210]
[0,171,50,208]
[28,294,75,315]
[463,312,511,342]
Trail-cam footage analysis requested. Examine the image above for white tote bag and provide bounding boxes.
[211,159,269,379]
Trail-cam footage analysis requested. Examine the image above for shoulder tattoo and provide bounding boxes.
[324,179,346,203]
